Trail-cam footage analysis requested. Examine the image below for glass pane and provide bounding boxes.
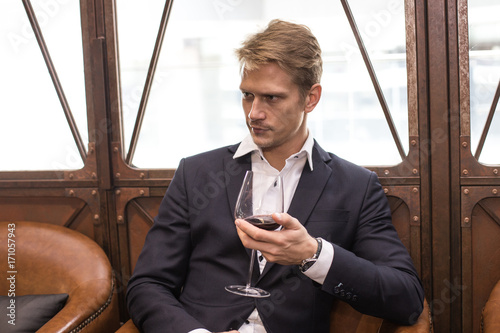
[0,1,87,171]
[468,0,500,165]
[118,0,409,168]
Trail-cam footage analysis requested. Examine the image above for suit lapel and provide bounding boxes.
[287,144,332,226]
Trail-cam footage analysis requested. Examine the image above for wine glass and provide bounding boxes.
[225,170,284,298]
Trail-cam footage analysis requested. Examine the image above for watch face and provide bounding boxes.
[300,259,317,272]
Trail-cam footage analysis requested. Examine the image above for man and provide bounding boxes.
[126,19,424,333]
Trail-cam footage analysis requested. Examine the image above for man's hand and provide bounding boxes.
[235,213,317,265]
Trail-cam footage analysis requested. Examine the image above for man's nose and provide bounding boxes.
[248,98,265,120]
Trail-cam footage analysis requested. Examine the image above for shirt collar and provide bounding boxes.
[233,132,314,171]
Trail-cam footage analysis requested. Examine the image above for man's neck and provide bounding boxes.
[261,138,307,171]
[261,152,287,171]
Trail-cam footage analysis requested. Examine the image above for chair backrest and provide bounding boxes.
[0,221,119,332]
[482,279,500,332]
[0,221,110,294]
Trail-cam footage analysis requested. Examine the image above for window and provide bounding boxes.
[0,1,87,171]
[468,0,500,165]
[117,0,410,168]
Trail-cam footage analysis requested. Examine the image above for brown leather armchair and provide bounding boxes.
[0,221,120,333]
[482,279,500,332]
[117,299,432,332]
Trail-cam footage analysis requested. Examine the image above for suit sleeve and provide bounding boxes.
[321,172,424,325]
[126,159,206,333]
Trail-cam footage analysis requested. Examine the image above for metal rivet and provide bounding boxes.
[384,188,389,194]
[493,189,498,195]
[463,169,469,175]
[69,173,74,179]
[117,216,124,223]
[91,172,97,179]
[411,140,417,146]
[384,170,390,175]
[115,173,121,178]
[413,216,419,222]
[113,147,119,153]
[68,190,75,197]
[115,190,121,195]
[94,214,99,220]
[412,169,418,175]
[462,141,468,148]
[494,169,498,175]
[140,172,145,179]
[139,190,145,196]
[91,190,97,196]
[413,187,418,193]
[464,217,470,224]
[463,188,469,195]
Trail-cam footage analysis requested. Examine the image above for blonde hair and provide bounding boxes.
[235,19,323,98]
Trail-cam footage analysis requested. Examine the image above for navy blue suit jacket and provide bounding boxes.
[126,141,424,333]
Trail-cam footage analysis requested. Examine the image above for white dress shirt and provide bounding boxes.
[191,133,334,333]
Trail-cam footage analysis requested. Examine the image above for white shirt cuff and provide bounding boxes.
[303,238,334,284]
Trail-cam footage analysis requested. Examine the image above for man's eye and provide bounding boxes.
[267,95,278,101]
[242,92,253,99]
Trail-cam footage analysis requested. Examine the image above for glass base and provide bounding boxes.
[225,285,271,298]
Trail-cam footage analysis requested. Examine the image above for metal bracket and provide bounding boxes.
[114,187,150,225]
[461,186,500,228]
[64,187,100,225]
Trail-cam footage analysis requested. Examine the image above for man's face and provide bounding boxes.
[239,62,309,156]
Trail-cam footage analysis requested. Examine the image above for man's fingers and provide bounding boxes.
[235,218,265,241]
[273,213,301,230]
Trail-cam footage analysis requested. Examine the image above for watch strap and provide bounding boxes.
[299,238,322,272]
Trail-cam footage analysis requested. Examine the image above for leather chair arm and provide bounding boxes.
[38,279,118,333]
[482,280,500,332]
[116,319,140,333]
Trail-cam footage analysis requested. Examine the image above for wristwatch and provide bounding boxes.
[299,237,322,272]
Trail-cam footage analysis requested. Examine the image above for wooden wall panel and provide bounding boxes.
[0,196,95,239]
[126,197,162,273]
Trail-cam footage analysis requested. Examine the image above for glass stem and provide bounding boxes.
[246,249,257,288]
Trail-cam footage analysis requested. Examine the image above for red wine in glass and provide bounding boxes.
[244,215,280,230]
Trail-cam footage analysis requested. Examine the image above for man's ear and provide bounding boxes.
[304,83,322,113]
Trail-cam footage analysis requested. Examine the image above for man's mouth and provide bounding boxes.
[250,126,269,134]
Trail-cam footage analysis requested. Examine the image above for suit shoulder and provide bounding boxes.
[182,144,238,162]
[175,144,240,175]
[326,153,374,178]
